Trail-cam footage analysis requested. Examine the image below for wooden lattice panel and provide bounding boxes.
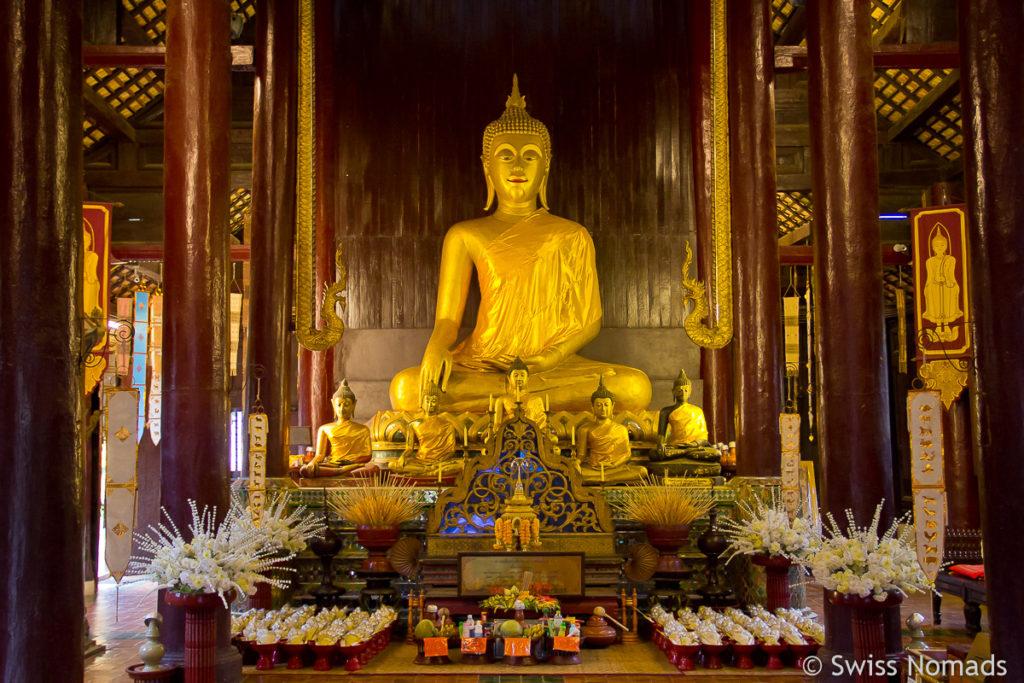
[777,191,812,238]
[109,264,162,303]
[868,0,902,34]
[229,188,252,238]
[122,0,256,45]
[914,92,963,162]
[83,116,106,150]
[85,67,165,120]
[770,0,799,37]
[874,68,953,124]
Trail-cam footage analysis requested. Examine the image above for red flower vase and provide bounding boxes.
[644,524,690,573]
[355,525,400,572]
[164,590,235,683]
[751,554,793,611]
[830,591,903,683]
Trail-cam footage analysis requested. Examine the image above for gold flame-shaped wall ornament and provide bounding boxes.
[681,0,733,349]
[295,0,346,351]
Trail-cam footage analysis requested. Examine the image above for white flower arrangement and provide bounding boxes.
[806,501,934,602]
[129,499,297,607]
[721,493,821,562]
[226,490,326,556]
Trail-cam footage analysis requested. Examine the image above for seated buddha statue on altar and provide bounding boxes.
[389,75,652,414]
[575,379,647,485]
[654,370,720,463]
[390,382,464,480]
[298,380,377,479]
[495,357,559,449]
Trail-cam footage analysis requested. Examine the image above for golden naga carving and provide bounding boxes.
[681,0,733,349]
[295,0,345,351]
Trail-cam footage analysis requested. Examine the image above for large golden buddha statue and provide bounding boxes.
[390,76,651,413]
[576,379,647,485]
[299,380,376,479]
[391,383,464,480]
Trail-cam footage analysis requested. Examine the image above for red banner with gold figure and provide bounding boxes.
[83,203,112,394]
[911,205,970,363]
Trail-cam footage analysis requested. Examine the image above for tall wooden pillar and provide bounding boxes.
[160,0,238,677]
[808,2,898,673]
[807,0,894,523]
[246,0,297,477]
[729,0,782,476]
[685,0,733,442]
[298,0,338,434]
[958,0,1024,673]
[0,1,84,680]
[927,182,980,537]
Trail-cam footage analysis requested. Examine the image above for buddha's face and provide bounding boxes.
[932,236,948,255]
[508,368,529,393]
[332,396,356,420]
[592,397,614,419]
[422,393,440,415]
[673,383,692,403]
[485,132,547,206]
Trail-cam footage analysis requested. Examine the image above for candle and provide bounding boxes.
[463,425,469,447]
[545,393,550,412]
[438,462,443,484]
[600,463,605,482]
[489,393,493,412]
[571,428,575,446]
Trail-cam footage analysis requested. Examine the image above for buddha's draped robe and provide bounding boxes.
[454,209,601,369]
[321,421,372,465]
[412,415,457,463]
[666,403,709,445]
[582,421,631,468]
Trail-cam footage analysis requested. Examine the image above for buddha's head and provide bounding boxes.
[482,75,552,212]
[931,233,948,256]
[332,379,357,420]
[672,369,693,403]
[421,382,441,416]
[506,356,530,393]
[591,377,616,419]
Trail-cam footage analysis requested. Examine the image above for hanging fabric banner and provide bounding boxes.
[147,295,163,445]
[779,413,801,519]
[249,413,268,525]
[911,206,971,408]
[82,203,112,394]
[132,292,150,438]
[114,297,134,377]
[104,388,140,583]
[907,389,947,581]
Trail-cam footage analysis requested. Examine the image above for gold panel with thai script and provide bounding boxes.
[907,389,946,580]
[104,388,139,583]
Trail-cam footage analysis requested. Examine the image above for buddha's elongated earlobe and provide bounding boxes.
[483,160,496,211]
[539,169,550,210]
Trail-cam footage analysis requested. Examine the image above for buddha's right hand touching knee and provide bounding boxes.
[420,342,453,397]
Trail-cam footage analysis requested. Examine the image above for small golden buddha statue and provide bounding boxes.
[576,379,647,485]
[654,370,720,462]
[389,75,652,413]
[391,383,464,479]
[495,357,559,449]
[299,380,375,478]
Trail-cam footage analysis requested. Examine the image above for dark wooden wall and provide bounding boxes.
[327,0,695,330]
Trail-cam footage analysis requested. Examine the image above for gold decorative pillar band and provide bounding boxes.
[907,389,946,581]
[779,414,801,519]
[104,388,140,583]
[681,0,733,349]
[248,413,268,526]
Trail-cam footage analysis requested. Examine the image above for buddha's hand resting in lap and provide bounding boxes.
[520,347,565,374]
[420,343,453,397]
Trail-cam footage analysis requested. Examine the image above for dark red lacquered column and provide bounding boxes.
[959,0,1024,674]
[927,182,980,539]
[728,0,782,476]
[159,0,237,678]
[0,1,84,680]
[685,0,733,443]
[807,0,894,524]
[808,1,898,672]
[246,0,297,477]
